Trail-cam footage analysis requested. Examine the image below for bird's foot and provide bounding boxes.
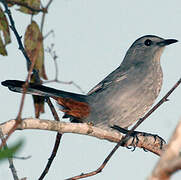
[140,132,166,150]
[111,125,166,151]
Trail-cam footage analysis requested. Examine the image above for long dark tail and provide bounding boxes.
[1,80,86,102]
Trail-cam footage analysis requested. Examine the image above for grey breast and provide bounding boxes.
[86,35,165,130]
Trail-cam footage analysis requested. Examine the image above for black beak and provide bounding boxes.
[157,39,178,46]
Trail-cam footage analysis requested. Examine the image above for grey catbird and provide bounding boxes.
[2,35,178,131]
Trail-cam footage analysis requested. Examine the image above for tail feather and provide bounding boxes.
[1,80,86,102]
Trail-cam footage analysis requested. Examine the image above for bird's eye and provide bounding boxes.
[144,39,152,46]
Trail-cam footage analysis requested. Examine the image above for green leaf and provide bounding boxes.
[0,140,24,161]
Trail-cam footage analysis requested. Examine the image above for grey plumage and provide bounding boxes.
[86,35,168,129]
[2,35,177,131]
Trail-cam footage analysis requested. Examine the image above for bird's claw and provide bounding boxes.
[141,132,166,150]
[111,125,166,151]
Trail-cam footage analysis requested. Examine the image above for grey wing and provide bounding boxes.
[87,66,128,95]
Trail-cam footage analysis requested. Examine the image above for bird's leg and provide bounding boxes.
[111,125,166,151]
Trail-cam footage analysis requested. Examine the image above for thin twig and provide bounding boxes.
[67,77,181,180]
[40,11,46,33]
[0,0,35,70]
[38,98,62,180]
[39,133,62,180]
[1,28,39,149]
[40,0,53,33]
[45,44,58,79]
[13,155,31,160]
[45,98,60,121]
[0,129,19,180]
[43,30,54,40]
[46,0,54,9]
[126,77,181,137]
[0,0,38,149]
[44,44,85,94]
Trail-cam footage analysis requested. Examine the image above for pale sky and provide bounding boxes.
[1,0,181,179]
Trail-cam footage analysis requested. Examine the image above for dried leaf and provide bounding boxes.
[18,0,40,15]
[24,21,48,79]
[30,74,45,118]
[0,6,11,56]
[7,3,14,7]
[41,63,48,80]
[24,20,47,118]
[0,36,7,56]
[32,95,45,118]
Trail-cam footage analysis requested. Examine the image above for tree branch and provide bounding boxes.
[0,118,166,156]
[38,98,62,180]
[71,78,181,179]
[148,120,181,180]
[0,0,40,150]
[40,0,53,32]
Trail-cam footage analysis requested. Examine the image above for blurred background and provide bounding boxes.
[0,0,181,179]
